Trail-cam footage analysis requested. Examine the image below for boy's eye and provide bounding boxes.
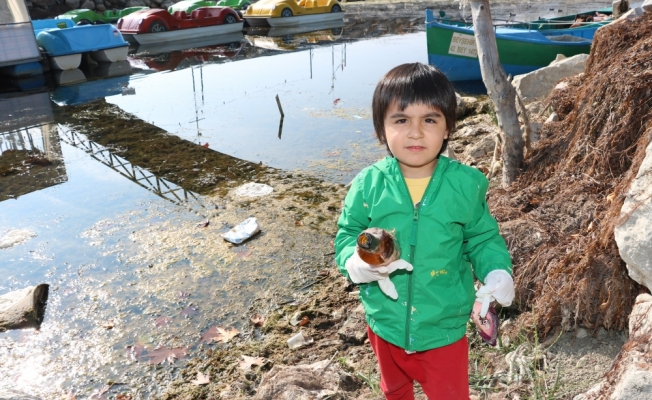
[424,118,435,123]
[395,118,407,124]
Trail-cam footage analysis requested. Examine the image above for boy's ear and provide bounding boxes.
[444,130,449,139]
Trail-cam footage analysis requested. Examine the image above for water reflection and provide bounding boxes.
[245,20,345,51]
[0,91,67,201]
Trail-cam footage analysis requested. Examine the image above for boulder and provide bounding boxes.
[0,284,49,331]
[29,0,56,8]
[96,3,106,11]
[615,140,652,290]
[80,0,95,9]
[575,294,652,399]
[64,0,80,8]
[126,0,148,6]
[643,0,652,13]
[512,54,589,103]
[458,95,479,119]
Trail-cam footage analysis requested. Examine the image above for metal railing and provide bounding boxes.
[57,126,206,210]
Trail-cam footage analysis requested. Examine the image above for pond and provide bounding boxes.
[0,20,431,398]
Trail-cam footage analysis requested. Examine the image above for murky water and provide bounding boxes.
[0,19,429,398]
[0,3,627,396]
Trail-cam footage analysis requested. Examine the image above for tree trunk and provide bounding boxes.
[0,284,49,331]
[470,0,524,186]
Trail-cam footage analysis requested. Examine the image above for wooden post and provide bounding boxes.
[469,0,524,186]
[0,284,49,331]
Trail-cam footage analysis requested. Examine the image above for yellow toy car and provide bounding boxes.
[243,0,343,27]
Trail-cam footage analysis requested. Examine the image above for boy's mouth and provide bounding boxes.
[406,146,425,151]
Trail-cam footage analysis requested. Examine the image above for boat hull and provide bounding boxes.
[266,12,343,27]
[426,10,592,81]
[0,62,43,78]
[123,22,244,44]
[245,12,343,28]
[49,53,82,70]
[90,45,129,62]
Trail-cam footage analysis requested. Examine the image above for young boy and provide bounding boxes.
[335,63,514,399]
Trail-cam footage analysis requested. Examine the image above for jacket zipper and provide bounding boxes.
[405,204,419,349]
[400,159,447,350]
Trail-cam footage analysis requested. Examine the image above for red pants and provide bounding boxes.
[367,327,469,400]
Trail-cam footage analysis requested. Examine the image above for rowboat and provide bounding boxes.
[426,9,605,81]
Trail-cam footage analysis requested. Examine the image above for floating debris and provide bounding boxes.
[233,183,274,198]
[221,217,261,244]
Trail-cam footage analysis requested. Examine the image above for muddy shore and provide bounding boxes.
[150,101,623,400]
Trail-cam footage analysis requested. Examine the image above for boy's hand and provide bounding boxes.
[475,269,514,317]
[345,252,413,300]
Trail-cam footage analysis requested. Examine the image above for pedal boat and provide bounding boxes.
[116,7,243,45]
[243,0,343,28]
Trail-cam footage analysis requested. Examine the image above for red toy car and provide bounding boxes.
[117,7,243,44]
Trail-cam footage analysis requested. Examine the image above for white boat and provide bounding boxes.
[123,22,244,45]
[265,12,343,27]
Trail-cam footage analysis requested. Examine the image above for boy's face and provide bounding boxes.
[384,102,449,179]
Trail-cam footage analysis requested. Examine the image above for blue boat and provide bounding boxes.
[33,19,129,70]
[426,9,601,81]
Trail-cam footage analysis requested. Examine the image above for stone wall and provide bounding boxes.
[27,0,173,19]
[28,0,613,20]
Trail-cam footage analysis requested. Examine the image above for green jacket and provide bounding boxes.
[335,156,512,351]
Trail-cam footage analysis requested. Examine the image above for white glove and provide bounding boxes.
[345,251,413,300]
[475,269,514,318]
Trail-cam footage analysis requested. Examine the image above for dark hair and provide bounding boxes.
[372,63,457,155]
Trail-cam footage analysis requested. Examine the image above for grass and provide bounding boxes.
[467,307,566,399]
[357,370,381,396]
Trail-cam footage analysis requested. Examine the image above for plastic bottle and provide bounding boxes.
[356,228,400,267]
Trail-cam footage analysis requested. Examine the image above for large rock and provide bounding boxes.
[643,0,652,13]
[126,0,148,6]
[0,284,49,331]
[512,54,589,103]
[29,0,56,7]
[615,140,652,290]
[575,294,652,399]
[64,0,80,8]
[80,0,95,9]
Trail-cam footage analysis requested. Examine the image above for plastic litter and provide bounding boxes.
[477,304,500,346]
[287,331,313,349]
[221,217,261,244]
[289,311,302,326]
[233,182,274,198]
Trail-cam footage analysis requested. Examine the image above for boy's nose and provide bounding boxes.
[407,125,425,139]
